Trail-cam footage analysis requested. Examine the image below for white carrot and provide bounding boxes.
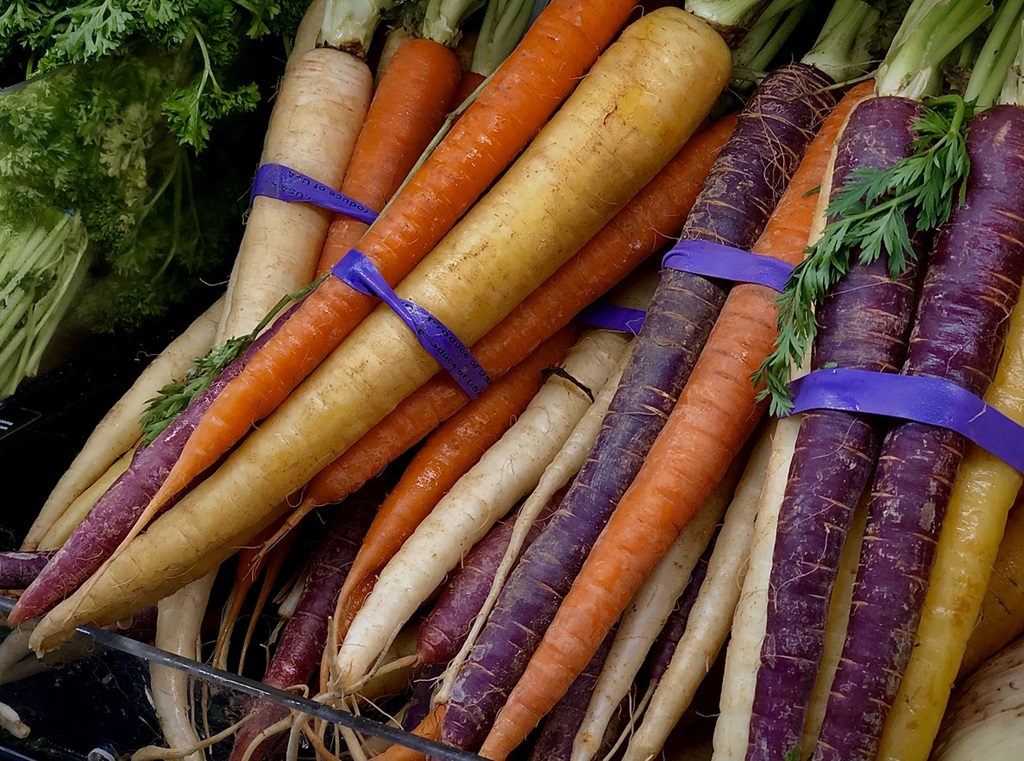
[711,416,801,761]
[930,632,1024,761]
[215,44,372,342]
[287,0,329,73]
[0,702,28,740]
[571,457,745,761]
[28,7,728,652]
[624,424,780,761]
[333,328,632,691]
[150,573,218,761]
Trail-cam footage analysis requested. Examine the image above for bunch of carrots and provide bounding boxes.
[9,0,1024,760]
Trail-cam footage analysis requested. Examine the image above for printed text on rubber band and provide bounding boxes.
[787,368,1024,474]
[250,164,379,225]
[662,239,794,292]
[331,250,491,399]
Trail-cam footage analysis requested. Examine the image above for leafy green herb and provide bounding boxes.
[752,95,974,415]
[1,0,307,151]
[140,332,251,445]
[784,747,801,761]
[0,1,309,398]
[138,274,326,443]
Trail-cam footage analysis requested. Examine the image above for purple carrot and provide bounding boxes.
[402,663,444,732]
[441,61,836,752]
[811,104,1024,761]
[9,311,294,626]
[228,490,378,761]
[648,527,717,684]
[0,550,55,589]
[526,626,617,761]
[417,489,562,666]
[108,603,158,642]
[746,96,930,761]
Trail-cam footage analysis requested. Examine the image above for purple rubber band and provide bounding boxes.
[662,240,794,292]
[331,249,491,399]
[250,163,379,225]
[788,368,1024,474]
[577,304,646,335]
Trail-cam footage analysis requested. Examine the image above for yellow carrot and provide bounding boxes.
[960,493,1024,679]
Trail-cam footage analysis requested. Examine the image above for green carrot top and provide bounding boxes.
[138,276,324,444]
[753,0,994,416]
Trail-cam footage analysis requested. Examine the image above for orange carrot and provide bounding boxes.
[314,37,462,275]
[212,518,289,669]
[148,0,643,517]
[453,70,486,108]
[476,82,874,760]
[373,705,446,761]
[285,112,736,531]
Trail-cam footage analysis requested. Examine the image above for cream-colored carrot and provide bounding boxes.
[931,633,1024,761]
[287,0,328,72]
[216,46,372,342]
[333,328,631,691]
[29,7,729,652]
[711,416,801,761]
[150,573,218,761]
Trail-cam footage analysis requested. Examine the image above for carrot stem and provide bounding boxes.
[319,0,388,55]
[469,0,536,76]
